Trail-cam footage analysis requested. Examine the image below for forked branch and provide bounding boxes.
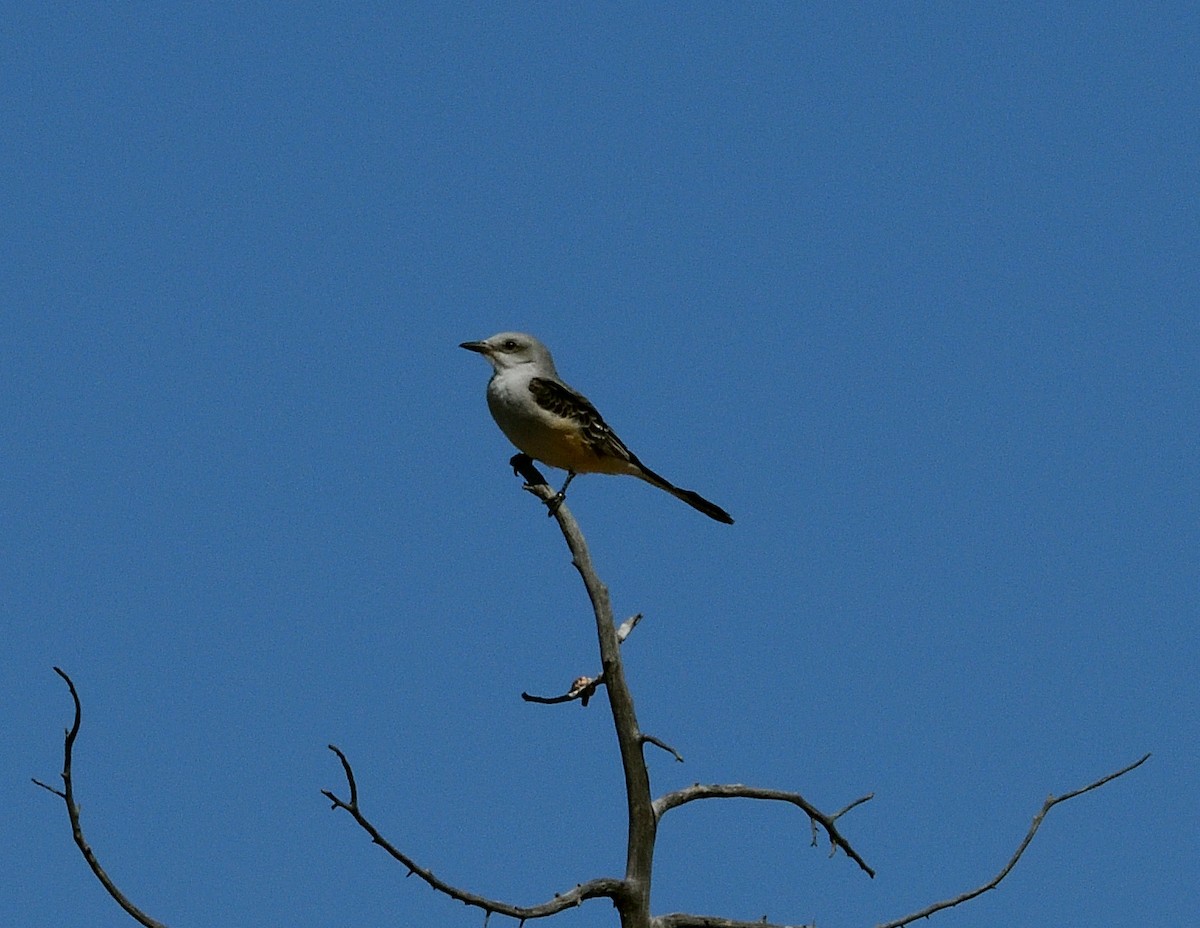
[322,744,628,922]
[654,784,875,878]
[318,452,1146,928]
[511,454,658,928]
[641,734,685,764]
[32,668,169,928]
[654,916,811,928]
[522,675,603,705]
[35,453,1149,928]
[875,752,1150,928]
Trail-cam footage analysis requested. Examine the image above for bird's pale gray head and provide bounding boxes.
[460,332,558,375]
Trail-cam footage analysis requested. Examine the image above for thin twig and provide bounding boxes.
[654,916,812,928]
[521,613,640,708]
[322,744,628,921]
[653,783,875,878]
[832,793,875,822]
[33,668,169,928]
[875,753,1151,928]
[521,690,586,705]
[522,675,604,706]
[641,734,685,763]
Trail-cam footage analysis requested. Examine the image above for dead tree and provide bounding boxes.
[37,454,1149,927]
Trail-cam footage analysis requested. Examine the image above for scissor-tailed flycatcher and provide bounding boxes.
[461,332,733,524]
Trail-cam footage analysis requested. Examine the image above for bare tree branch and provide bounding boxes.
[34,446,1149,928]
[512,454,658,928]
[32,668,169,928]
[322,744,628,921]
[654,915,811,928]
[640,734,684,764]
[616,614,644,642]
[831,793,875,822]
[653,784,875,878]
[322,450,1144,928]
[875,753,1151,928]
[520,615,640,708]
[522,674,603,706]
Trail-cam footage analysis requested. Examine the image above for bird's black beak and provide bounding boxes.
[459,340,489,354]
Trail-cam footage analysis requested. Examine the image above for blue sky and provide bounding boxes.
[5,4,1196,927]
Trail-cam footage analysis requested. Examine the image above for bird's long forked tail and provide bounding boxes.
[635,462,734,524]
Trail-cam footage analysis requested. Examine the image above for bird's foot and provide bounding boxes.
[545,471,577,516]
[509,453,535,477]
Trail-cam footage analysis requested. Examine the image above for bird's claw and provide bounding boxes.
[509,453,534,477]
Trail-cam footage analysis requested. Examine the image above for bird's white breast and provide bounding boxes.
[485,371,590,471]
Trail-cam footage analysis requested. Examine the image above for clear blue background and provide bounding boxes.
[5,4,1196,927]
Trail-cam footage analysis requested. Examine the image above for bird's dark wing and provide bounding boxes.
[529,375,734,523]
[528,377,636,465]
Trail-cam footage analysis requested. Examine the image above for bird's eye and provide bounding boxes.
[503,339,519,351]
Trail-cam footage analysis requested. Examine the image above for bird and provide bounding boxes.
[460,332,733,524]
